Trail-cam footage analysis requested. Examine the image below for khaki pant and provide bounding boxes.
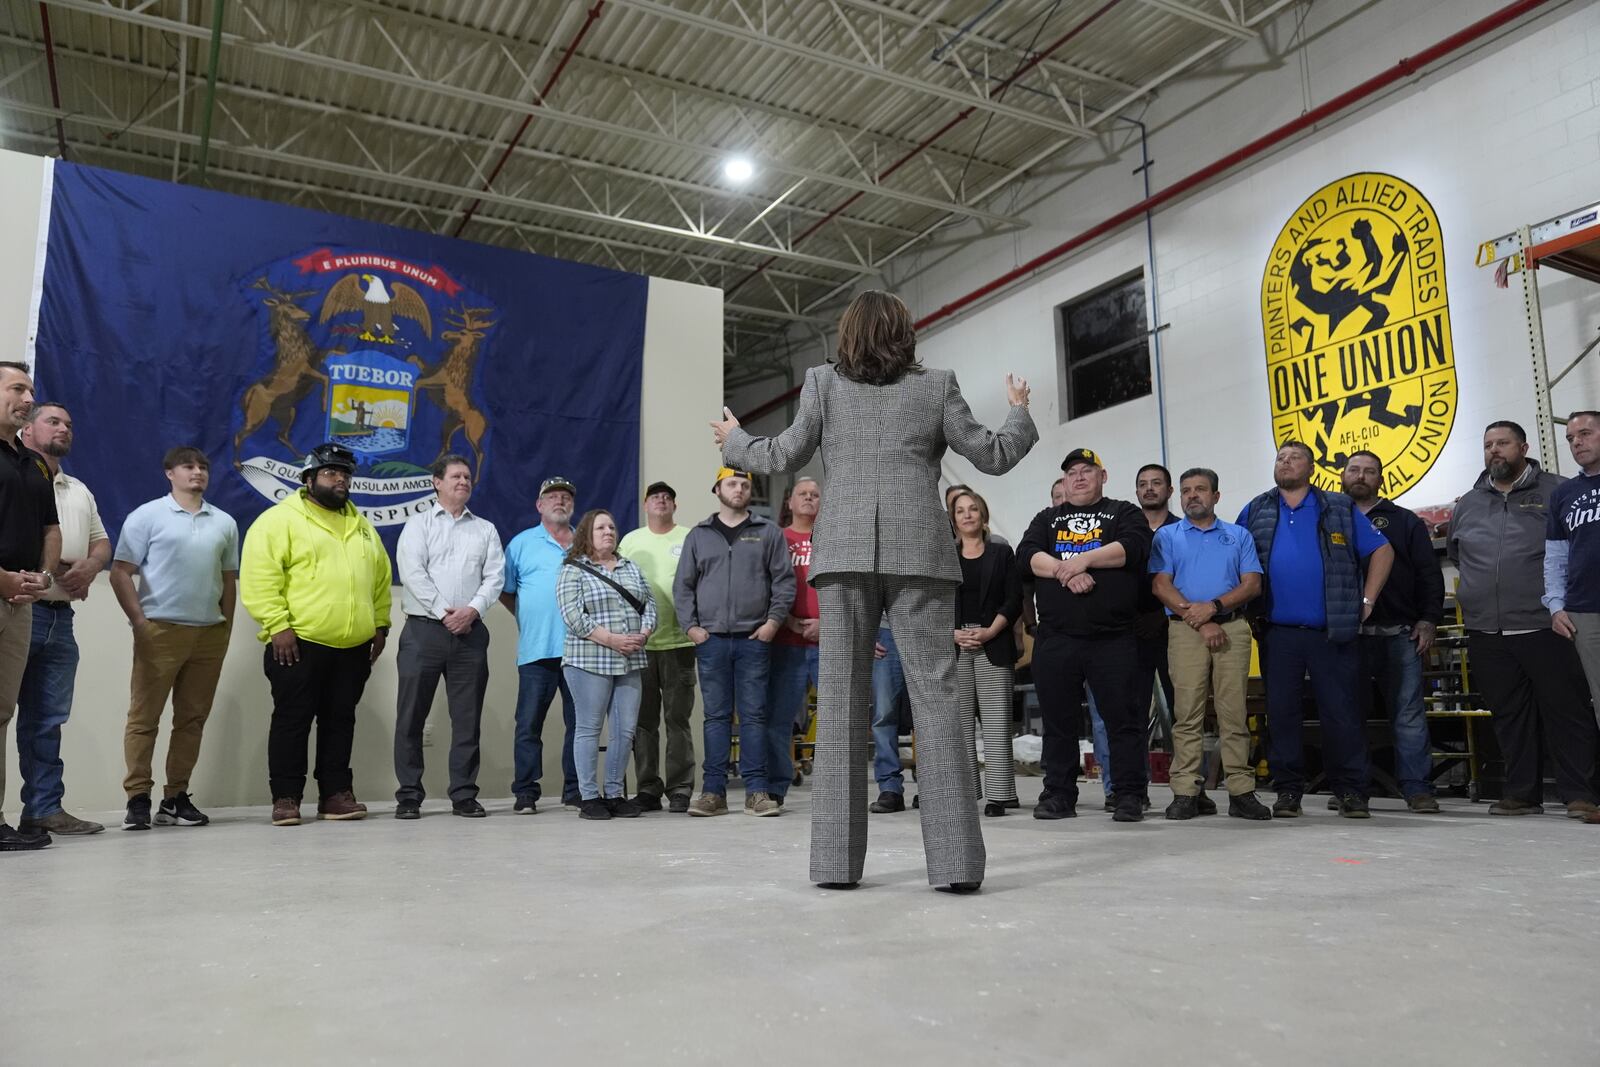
[0,601,34,821]
[1166,616,1254,796]
[1569,612,1600,731]
[123,620,230,799]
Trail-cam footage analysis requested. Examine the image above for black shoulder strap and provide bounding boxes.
[569,560,646,616]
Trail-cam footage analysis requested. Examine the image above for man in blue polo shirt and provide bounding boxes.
[501,476,581,812]
[1151,467,1269,822]
[1238,441,1393,819]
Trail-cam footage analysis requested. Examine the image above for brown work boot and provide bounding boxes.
[20,810,105,835]
[1489,797,1543,816]
[687,792,728,817]
[271,797,302,826]
[744,792,781,817]
[1565,799,1599,820]
[317,791,368,821]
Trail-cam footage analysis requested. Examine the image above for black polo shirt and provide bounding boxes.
[0,435,58,571]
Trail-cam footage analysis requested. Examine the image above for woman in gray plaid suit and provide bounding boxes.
[714,291,1037,892]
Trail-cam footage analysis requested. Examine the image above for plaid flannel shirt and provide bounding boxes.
[556,555,657,675]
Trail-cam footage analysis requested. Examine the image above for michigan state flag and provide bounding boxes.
[30,161,647,549]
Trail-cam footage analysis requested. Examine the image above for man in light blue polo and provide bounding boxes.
[108,445,239,831]
[1150,468,1268,822]
[501,476,580,812]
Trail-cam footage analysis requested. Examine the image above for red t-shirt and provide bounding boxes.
[776,525,819,647]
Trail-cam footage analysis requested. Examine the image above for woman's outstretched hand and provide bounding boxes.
[1006,374,1030,408]
[710,406,741,447]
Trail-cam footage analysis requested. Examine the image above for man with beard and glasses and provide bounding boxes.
[503,476,583,813]
[1451,421,1598,818]
[1238,441,1392,820]
[241,443,391,827]
[0,362,60,854]
[1340,450,1446,814]
[1132,464,1179,784]
[674,468,794,817]
[13,402,111,837]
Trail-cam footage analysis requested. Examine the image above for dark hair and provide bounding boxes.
[1344,449,1383,472]
[945,483,972,503]
[835,291,920,386]
[566,509,616,563]
[950,489,990,541]
[1566,410,1600,425]
[162,445,209,471]
[1178,467,1219,492]
[0,360,30,377]
[1484,420,1527,443]
[430,453,472,479]
[1135,463,1171,486]
[1277,440,1315,464]
[26,402,68,422]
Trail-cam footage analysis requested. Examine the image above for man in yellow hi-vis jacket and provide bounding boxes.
[241,443,392,827]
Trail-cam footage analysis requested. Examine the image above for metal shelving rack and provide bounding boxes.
[1476,201,1600,473]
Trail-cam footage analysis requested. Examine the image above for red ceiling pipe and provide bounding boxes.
[452,2,605,237]
[738,0,1557,421]
[37,3,68,159]
[725,0,1124,297]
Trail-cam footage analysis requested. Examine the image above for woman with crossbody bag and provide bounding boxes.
[556,509,657,821]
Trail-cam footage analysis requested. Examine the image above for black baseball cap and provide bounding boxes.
[644,481,677,499]
[1060,448,1103,472]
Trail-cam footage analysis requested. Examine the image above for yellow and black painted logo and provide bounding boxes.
[1260,173,1456,497]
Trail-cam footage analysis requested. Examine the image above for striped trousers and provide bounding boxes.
[811,573,985,886]
[957,647,1017,804]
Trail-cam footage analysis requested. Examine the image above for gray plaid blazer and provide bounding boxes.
[723,363,1037,584]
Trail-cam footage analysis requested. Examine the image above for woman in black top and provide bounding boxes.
[951,490,1023,816]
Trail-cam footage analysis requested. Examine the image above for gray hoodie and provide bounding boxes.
[673,511,795,635]
[1448,460,1565,631]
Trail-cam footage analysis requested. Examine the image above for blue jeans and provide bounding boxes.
[15,605,79,820]
[695,635,771,795]
[512,658,578,802]
[563,666,642,800]
[765,642,817,800]
[1360,632,1432,798]
[1264,626,1369,796]
[1087,687,1113,793]
[871,625,906,792]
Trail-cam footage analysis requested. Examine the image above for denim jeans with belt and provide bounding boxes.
[512,658,579,803]
[16,604,79,821]
[695,634,770,795]
[1359,631,1432,798]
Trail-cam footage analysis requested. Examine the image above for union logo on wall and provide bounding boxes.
[231,248,498,525]
[1259,173,1456,496]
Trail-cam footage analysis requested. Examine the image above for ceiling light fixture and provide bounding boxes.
[723,157,754,183]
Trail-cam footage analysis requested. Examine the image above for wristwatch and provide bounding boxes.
[1211,599,1224,615]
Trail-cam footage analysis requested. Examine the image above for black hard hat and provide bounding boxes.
[300,442,358,482]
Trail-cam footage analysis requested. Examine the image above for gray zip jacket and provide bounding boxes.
[1448,460,1565,631]
[672,511,795,635]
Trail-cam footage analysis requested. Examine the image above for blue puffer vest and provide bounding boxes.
[1243,487,1363,643]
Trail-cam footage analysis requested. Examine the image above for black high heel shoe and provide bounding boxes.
[936,881,981,894]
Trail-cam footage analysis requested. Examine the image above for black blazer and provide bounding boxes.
[954,540,1024,668]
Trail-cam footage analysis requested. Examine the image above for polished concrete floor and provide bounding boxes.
[5,777,1597,1065]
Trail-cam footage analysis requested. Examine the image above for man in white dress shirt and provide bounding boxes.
[392,454,505,819]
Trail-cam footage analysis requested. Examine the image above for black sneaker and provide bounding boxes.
[513,795,537,814]
[156,793,209,827]
[452,799,488,818]
[1228,792,1273,821]
[606,796,642,818]
[869,790,906,813]
[667,793,691,814]
[1195,792,1217,816]
[0,822,50,850]
[983,802,1008,817]
[395,800,422,820]
[1103,792,1117,813]
[562,795,583,812]
[1337,793,1371,819]
[1033,793,1077,820]
[1164,795,1199,820]
[579,798,611,821]
[634,793,664,813]
[1273,791,1303,818]
[123,793,152,831]
[1327,795,1340,811]
[1113,795,1145,822]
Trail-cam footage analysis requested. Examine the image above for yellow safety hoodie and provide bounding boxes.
[240,489,393,648]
